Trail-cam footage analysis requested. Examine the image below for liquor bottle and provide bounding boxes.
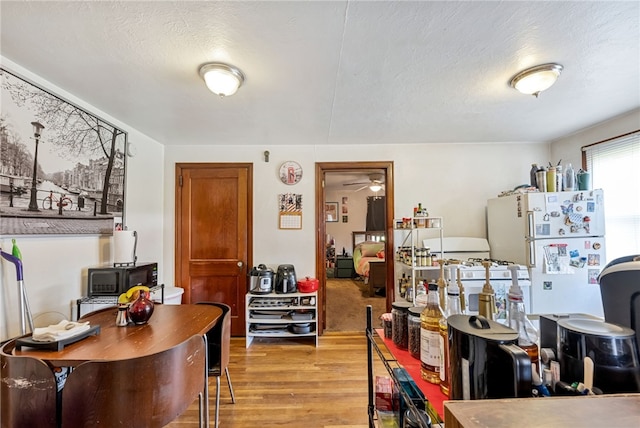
[420,282,443,384]
[439,279,463,396]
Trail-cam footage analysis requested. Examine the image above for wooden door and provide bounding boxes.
[176,163,252,336]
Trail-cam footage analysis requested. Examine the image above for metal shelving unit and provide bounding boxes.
[393,217,444,302]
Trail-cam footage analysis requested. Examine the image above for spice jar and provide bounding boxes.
[408,306,424,359]
[392,301,412,349]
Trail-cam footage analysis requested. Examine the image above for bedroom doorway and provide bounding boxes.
[315,162,394,334]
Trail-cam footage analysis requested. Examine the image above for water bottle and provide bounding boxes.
[564,163,576,191]
[530,163,538,188]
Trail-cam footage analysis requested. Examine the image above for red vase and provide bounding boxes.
[128,290,154,324]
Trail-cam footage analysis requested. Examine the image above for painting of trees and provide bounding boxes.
[0,68,126,216]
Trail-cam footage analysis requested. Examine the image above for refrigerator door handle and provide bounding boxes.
[526,211,535,267]
[527,238,536,268]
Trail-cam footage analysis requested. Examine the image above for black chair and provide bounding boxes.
[197,302,236,426]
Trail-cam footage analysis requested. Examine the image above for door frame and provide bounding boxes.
[315,161,394,334]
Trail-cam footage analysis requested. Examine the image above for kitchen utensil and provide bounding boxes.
[557,318,640,393]
[448,314,532,400]
[249,264,274,294]
[275,264,297,294]
[297,276,318,293]
[584,356,594,394]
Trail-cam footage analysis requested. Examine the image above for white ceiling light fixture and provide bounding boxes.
[199,62,245,97]
[369,182,383,192]
[509,63,563,98]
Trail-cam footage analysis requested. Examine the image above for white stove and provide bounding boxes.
[447,259,532,322]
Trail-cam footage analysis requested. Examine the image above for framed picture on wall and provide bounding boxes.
[0,67,127,236]
[325,202,338,222]
[342,215,348,223]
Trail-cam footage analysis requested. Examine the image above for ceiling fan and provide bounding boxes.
[342,173,385,192]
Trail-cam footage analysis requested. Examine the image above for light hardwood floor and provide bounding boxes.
[167,333,371,428]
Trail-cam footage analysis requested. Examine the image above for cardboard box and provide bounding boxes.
[375,376,394,411]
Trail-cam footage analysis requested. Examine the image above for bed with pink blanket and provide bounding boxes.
[353,241,385,277]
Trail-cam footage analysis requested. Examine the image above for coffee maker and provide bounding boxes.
[448,315,532,400]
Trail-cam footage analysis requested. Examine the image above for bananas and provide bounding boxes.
[118,285,151,304]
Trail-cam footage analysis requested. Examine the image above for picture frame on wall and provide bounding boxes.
[342,215,348,223]
[0,68,127,236]
[325,202,338,222]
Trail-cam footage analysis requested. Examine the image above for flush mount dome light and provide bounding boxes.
[509,63,563,98]
[199,62,245,97]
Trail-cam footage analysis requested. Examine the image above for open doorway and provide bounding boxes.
[315,162,394,334]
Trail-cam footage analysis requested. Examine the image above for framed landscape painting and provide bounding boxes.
[0,68,127,235]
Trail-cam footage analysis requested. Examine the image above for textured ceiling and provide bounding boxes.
[1,1,638,146]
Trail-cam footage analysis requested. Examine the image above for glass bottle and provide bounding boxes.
[420,282,443,384]
[439,281,463,396]
[408,306,423,360]
[392,301,412,350]
[507,285,540,374]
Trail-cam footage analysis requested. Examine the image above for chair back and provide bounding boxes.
[61,334,205,428]
[0,339,58,428]
[197,302,231,374]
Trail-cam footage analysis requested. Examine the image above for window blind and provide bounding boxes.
[583,131,640,262]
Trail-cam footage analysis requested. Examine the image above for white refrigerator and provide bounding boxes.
[487,189,606,317]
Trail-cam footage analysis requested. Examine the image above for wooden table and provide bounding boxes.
[444,394,640,427]
[6,304,222,427]
[14,304,222,366]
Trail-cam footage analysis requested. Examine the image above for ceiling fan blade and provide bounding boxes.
[342,181,368,186]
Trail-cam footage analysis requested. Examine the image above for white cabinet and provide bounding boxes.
[393,217,444,302]
[245,291,318,347]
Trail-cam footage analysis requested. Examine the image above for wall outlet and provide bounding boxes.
[543,281,553,290]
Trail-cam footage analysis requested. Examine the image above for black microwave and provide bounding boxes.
[87,262,158,296]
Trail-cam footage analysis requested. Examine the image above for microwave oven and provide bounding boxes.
[87,262,158,296]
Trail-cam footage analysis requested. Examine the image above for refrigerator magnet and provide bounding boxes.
[593,242,601,250]
[559,228,565,235]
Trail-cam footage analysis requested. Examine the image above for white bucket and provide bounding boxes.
[151,287,184,305]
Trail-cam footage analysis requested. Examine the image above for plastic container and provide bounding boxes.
[151,286,184,305]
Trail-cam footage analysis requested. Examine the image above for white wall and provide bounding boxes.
[0,58,165,341]
[162,142,550,284]
[551,108,640,166]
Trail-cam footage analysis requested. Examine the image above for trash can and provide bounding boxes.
[150,287,184,305]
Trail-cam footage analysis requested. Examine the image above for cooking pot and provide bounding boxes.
[557,318,640,393]
[298,277,318,293]
[248,264,274,294]
[448,315,532,400]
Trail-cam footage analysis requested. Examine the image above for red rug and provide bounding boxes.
[375,329,447,420]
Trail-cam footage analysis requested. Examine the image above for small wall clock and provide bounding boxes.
[279,161,303,185]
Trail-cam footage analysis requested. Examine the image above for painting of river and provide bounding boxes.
[0,68,127,235]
